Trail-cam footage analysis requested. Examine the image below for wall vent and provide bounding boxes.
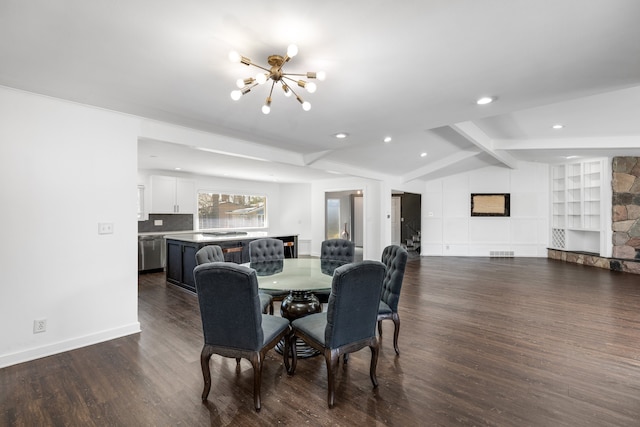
[490,251,514,258]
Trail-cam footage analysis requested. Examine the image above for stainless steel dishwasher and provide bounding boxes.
[138,235,166,272]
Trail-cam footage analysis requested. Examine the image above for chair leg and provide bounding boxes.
[392,313,401,355]
[249,352,263,411]
[269,301,274,315]
[369,338,380,388]
[236,357,241,366]
[200,346,214,400]
[377,319,383,336]
[286,334,297,375]
[325,349,340,408]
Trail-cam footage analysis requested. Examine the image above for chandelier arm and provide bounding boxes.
[281,75,306,85]
[284,82,302,99]
[249,63,272,73]
[268,80,276,97]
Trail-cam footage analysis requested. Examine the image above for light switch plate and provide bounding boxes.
[154,219,163,226]
[98,223,114,234]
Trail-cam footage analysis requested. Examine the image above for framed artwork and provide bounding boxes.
[470,193,510,217]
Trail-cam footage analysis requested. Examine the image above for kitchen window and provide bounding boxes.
[198,191,266,230]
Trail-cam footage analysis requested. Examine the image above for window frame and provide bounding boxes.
[197,190,268,230]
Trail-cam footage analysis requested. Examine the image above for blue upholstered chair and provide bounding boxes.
[193,262,291,411]
[285,261,386,407]
[249,238,284,262]
[320,239,355,263]
[315,239,356,303]
[195,245,274,315]
[195,245,224,264]
[378,245,408,355]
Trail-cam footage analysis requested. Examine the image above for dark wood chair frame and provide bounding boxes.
[201,327,292,411]
[377,311,401,354]
[285,332,379,407]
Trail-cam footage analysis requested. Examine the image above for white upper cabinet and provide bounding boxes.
[150,175,196,214]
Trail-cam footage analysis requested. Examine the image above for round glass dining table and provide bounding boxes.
[245,258,348,357]
[248,258,346,296]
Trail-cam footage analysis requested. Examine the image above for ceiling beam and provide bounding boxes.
[303,150,333,166]
[450,121,518,169]
[493,135,640,150]
[401,150,479,183]
[139,119,305,166]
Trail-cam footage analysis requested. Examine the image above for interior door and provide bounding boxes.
[391,197,401,245]
[353,195,364,247]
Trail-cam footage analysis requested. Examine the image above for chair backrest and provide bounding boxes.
[195,245,225,265]
[320,239,355,263]
[380,245,408,312]
[193,262,264,351]
[249,238,284,262]
[325,261,386,348]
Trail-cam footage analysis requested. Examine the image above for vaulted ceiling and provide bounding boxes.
[2,0,640,183]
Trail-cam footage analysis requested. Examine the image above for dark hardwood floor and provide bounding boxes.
[2,257,640,426]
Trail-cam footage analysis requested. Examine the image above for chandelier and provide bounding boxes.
[228,44,325,114]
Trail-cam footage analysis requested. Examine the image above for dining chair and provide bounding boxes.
[285,260,386,407]
[378,245,408,355]
[193,262,291,411]
[195,244,225,264]
[249,238,285,262]
[196,245,273,314]
[316,239,356,303]
[320,238,355,263]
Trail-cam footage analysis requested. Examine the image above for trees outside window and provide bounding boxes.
[198,192,266,229]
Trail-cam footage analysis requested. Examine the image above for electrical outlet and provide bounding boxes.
[98,222,114,234]
[33,318,47,334]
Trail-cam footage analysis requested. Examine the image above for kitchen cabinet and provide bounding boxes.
[166,239,199,290]
[150,175,195,214]
[165,233,298,293]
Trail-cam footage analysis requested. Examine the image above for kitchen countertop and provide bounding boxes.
[162,231,296,243]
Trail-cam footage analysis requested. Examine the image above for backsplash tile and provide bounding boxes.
[138,214,194,233]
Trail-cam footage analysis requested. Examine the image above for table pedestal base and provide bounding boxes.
[276,290,322,358]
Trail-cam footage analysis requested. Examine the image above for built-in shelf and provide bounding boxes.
[549,159,605,254]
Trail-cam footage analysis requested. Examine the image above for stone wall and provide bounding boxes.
[612,157,640,260]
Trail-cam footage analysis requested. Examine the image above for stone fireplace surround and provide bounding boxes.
[548,156,640,275]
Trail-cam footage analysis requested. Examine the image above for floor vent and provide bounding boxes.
[490,251,514,258]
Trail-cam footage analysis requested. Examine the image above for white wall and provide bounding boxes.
[0,87,140,368]
[422,162,550,257]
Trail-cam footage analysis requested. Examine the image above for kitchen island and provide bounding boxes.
[164,232,298,293]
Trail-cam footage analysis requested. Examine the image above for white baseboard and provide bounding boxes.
[0,322,141,369]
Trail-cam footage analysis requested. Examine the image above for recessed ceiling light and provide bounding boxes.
[384,136,392,143]
[566,155,578,159]
[334,132,348,139]
[420,152,428,157]
[552,124,564,129]
[174,167,182,170]
[476,96,494,105]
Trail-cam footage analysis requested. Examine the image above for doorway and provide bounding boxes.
[325,190,364,260]
[391,191,421,254]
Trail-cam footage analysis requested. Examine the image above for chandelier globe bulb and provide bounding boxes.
[228,51,241,63]
[256,73,267,84]
[287,44,298,58]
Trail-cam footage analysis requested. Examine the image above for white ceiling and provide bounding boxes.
[2,0,640,183]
